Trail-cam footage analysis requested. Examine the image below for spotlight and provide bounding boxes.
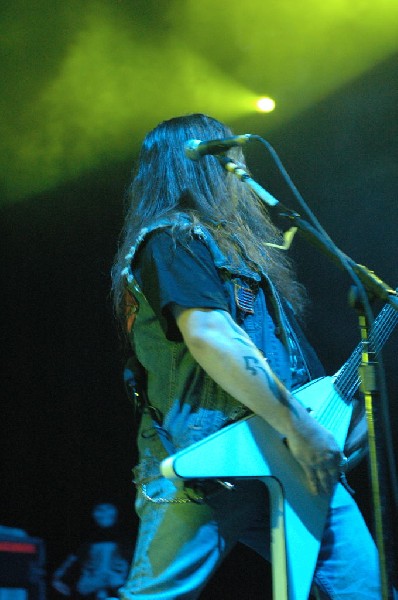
[256,97,276,113]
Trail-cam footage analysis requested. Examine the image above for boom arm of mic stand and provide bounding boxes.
[281,211,398,311]
[218,153,397,309]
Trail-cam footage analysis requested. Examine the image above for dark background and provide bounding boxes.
[1,16,397,599]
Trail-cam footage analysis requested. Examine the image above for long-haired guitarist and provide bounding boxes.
[111,114,380,599]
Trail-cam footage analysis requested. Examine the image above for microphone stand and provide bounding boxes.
[219,155,397,598]
[276,212,397,600]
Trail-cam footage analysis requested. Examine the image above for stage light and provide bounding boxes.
[256,97,276,113]
[1,0,398,203]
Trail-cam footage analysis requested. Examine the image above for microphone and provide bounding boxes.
[184,134,252,160]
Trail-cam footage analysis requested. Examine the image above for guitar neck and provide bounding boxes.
[334,300,398,402]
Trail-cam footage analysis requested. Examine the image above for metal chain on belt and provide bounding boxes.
[140,478,235,504]
[140,483,204,504]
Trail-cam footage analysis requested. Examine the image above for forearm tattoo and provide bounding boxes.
[243,354,298,415]
[243,355,268,377]
[232,335,253,349]
[219,311,298,416]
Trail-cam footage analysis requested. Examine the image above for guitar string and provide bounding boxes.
[337,309,397,399]
[314,306,398,431]
[331,308,398,429]
[333,307,396,400]
[320,309,397,430]
[319,312,397,432]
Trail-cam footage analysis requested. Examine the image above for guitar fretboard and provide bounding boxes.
[334,300,398,402]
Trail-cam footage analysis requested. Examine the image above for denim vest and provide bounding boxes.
[122,219,320,467]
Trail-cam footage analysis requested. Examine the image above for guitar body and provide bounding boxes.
[160,376,354,600]
[159,291,397,598]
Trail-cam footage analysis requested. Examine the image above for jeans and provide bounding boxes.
[119,477,381,599]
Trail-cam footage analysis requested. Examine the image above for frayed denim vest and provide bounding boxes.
[122,220,321,468]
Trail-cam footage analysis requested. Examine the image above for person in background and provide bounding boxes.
[52,502,132,599]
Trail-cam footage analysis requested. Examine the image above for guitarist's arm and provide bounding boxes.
[174,305,344,496]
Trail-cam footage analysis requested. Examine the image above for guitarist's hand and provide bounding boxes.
[286,416,343,495]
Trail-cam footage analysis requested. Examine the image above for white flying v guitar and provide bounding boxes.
[161,300,398,600]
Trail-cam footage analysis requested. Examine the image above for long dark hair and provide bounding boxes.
[112,114,306,323]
